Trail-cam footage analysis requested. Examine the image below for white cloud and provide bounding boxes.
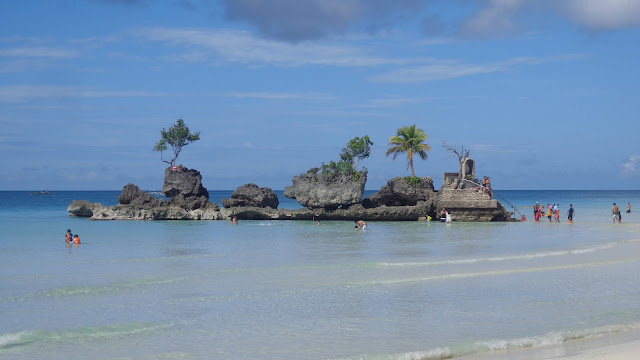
[0,47,78,59]
[0,85,168,103]
[562,0,640,29]
[137,27,426,67]
[462,0,525,37]
[461,0,640,37]
[224,91,334,101]
[369,54,583,83]
[620,154,640,176]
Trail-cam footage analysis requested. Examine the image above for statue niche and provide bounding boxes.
[463,158,475,180]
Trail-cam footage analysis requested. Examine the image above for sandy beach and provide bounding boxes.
[457,332,640,360]
[558,340,640,360]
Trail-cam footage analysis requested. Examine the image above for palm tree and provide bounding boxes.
[386,124,431,177]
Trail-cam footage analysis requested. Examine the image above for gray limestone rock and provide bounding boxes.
[117,183,166,208]
[68,200,103,217]
[221,183,279,209]
[284,171,366,209]
[363,176,436,208]
[162,167,209,199]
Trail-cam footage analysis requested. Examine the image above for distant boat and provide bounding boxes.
[31,190,51,195]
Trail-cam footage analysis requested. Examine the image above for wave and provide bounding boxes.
[1,277,185,303]
[341,322,640,360]
[0,322,170,349]
[351,257,639,287]
[39,277,184,298]
[379,241,624,268]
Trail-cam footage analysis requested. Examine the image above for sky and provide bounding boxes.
[1,0,639,191]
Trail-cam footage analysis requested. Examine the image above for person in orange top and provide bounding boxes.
[72,234,81,244]
[65,229,73,243]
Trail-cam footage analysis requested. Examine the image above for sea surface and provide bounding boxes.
[1,190,639,360]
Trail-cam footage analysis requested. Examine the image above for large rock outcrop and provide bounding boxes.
[68,200,104,217]
[221,183,279,209]
[118,183,166,208]
[284,171,367,209]
[163,167,215,211]
[162,167,208,198]
[362,176,437,208]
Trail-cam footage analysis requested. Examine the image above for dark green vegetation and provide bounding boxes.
[153,119,201,167]
[404,176,422,186]
[307,136,373,182]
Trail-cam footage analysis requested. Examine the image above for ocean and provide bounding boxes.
[1,190,639,360]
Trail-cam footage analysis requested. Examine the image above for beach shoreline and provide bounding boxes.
[455,329,640,360]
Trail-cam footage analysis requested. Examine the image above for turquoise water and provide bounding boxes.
[1,190,639,359]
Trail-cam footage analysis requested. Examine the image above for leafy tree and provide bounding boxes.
[442,140,470,189]
[306,135,373,182]
[153,118,200,167]
[386,124,431,177]
[339,135,374,170]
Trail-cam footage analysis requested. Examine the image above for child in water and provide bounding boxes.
[65,229,73,243]
[72,234,81,244]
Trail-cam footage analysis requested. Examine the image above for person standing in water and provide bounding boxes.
[612,203,621,224]
[627,203,631,214]
[567,204,575,223]
[355,220,367,230]
[65,229,73,243]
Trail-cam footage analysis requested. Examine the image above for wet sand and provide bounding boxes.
[456,330,640,360]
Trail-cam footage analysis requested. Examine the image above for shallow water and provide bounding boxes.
[1,190,639,359]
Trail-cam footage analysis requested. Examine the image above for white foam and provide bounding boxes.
[395,347,453,360]
[380,242,619,268]
[475,322,640,352]
[0,330,31,348]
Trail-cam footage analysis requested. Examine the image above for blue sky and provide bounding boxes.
[1,0,639,191]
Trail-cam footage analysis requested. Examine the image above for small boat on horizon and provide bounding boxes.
[31,190,51,195]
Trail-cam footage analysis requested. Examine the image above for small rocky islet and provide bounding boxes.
[68,162,514,222]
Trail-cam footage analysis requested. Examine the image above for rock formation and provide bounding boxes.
[68,167,221,220]
[221,183,279,209]
[284,171,366,209]
[362,176,436,208]
[163,167,215,211]
[68,166,514,222]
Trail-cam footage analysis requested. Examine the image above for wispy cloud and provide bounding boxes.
[138,27,425,67]
[620,154,640,176]
[0,85,169,103]
[461,0,640,37]
[562,0,640,30]
[224,91,335,101]
[0,46,79,59]
[369,54,585,83]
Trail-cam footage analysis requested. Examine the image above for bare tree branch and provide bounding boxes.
[442,140,470,189]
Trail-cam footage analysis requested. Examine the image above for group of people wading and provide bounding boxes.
[532,202,575,223]
[65,229,81,244]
